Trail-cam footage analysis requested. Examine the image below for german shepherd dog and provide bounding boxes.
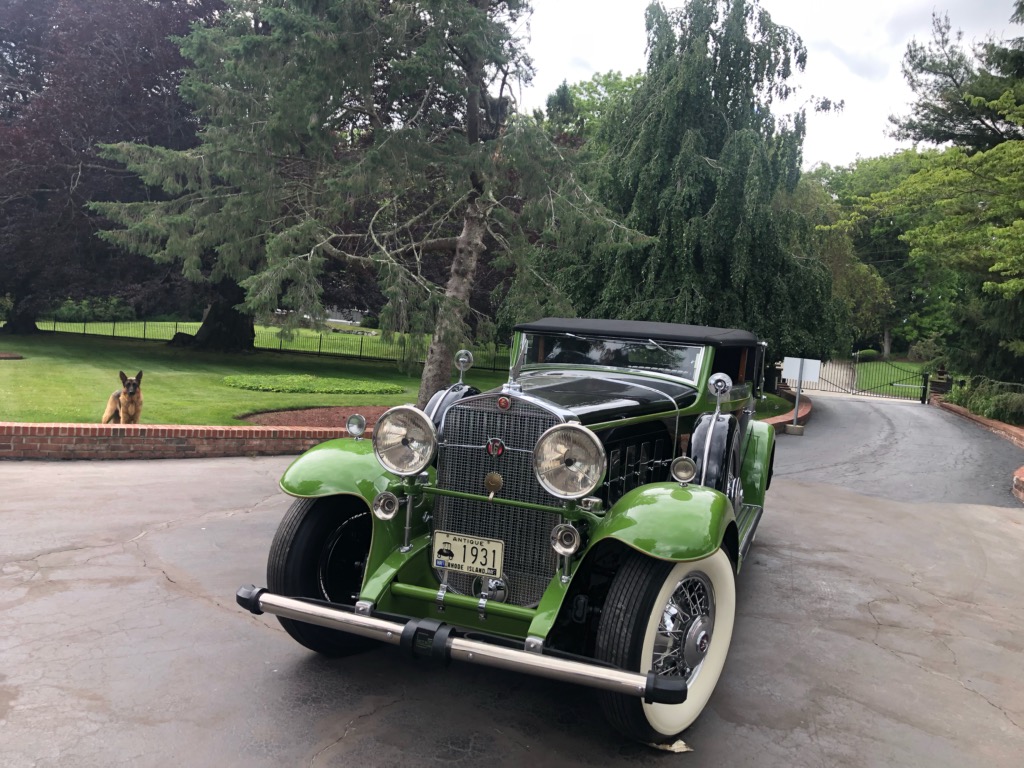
[101,371,144,424]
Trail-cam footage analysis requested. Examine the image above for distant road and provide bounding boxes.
[774,392,1024,507]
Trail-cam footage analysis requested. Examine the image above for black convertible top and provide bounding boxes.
[514,317,759,347]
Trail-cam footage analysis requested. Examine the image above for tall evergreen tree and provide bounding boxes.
[560,0,843,359]
[97,0,632,401]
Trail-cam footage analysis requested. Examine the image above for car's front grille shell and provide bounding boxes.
[434,394,564,607]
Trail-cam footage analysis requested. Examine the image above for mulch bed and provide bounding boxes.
[241,406,390,429]
[0,352,24,360]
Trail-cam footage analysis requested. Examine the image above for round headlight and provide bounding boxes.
[533,424,606,500]
[372,406,437,477]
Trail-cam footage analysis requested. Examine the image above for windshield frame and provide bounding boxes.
[517,332,705,385]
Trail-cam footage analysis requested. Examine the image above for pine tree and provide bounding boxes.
[97,0,635,399]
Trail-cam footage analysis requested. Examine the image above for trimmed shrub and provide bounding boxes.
[855,349,879,362]
[222,374,404,395]
[52,297,135,322]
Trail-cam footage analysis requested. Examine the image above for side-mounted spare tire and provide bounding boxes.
[267,496,377,656]
[688,413,743,512]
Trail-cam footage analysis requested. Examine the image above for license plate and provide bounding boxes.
[432,531,504,577]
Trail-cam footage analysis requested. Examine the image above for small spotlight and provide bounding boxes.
[670,456,698,485]
[346,413,367,438]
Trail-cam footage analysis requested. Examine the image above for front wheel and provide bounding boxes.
[266,497,376,656]
[595,549,736,743]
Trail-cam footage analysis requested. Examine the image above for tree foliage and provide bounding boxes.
[878,141,1024,380]
[0,0,222,333]
[890,4,1024,152]
[876,1,1024,381]
[552,0,843,359]
[820,151,957,358]
[98,0,639,401]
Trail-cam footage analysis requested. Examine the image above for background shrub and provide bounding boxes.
[52,297,135,322]
[855,349,879,362]
[223,374,403,395]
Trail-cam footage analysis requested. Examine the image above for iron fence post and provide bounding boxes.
[921,372,930,404]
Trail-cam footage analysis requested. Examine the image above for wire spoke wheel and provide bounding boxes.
[596,549,736,743]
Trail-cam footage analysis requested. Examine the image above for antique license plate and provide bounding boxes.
[432,531,504,577]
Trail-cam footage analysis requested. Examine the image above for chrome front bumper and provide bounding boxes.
[236,585,687,705]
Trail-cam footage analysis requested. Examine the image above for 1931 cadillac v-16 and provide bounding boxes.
[236,317,776,743]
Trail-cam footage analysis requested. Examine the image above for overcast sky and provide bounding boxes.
[519,1,1018,168]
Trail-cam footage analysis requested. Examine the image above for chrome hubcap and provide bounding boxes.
[652,572,715,686]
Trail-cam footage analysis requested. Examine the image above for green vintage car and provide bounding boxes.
[237,317,775,743]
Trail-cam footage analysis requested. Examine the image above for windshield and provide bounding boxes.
[521,333,702,381]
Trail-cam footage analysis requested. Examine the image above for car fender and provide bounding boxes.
[741,419,775,507]
[588,482,735,562]
[279,438,401,501]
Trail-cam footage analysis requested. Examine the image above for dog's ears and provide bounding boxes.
[135,370,143,383]
[119,371,128,385]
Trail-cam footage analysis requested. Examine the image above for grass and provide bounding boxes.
[35,319,512,371]
[0,332,794,425]
[754,393,793,420]
[0,333,508,425]
[854,360,925,398]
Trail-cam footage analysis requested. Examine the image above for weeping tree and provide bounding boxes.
[561,0,843,359]
[96,0,633,399]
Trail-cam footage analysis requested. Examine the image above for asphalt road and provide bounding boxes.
[2,395,1023,767]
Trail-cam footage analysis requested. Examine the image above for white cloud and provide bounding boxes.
[520,0,1020,168]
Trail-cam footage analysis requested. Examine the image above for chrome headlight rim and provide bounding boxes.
[371,405,438,477]
[533,423,606,500]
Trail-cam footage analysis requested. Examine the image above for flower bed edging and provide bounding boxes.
[0,422,344,461]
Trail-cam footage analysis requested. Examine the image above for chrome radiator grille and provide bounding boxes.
[434,395,563,607]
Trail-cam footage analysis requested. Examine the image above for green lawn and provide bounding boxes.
[0,334,507,425]
[0,332,794,425]
[35,319,513,371]
[755,393,793,420]
[854,360,925,398]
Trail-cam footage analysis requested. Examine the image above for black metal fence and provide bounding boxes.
[783,355,930,403]
[34,319,512,371]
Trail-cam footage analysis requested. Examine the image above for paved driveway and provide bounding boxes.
[1,396,1023,767]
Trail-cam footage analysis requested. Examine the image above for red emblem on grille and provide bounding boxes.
[497,396,511,411]
[486,438,506,457]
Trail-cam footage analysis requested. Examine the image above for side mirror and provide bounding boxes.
[454,349,474,384]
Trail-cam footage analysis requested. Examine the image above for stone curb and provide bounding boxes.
[931,397,1024,505]
[766,388,812,430]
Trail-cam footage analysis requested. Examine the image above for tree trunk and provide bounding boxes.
[882,327,892,360]
[168,279,255,352]
[0,299,41,334]
[417,202,487,407]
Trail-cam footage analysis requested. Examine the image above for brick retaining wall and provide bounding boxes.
[0,422,344,461]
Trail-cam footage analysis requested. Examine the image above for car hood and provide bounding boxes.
[515,370,698,425]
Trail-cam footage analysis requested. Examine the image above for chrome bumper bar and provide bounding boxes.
[236,585,686,705]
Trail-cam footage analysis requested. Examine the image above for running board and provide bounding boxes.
[737,503,764,562]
